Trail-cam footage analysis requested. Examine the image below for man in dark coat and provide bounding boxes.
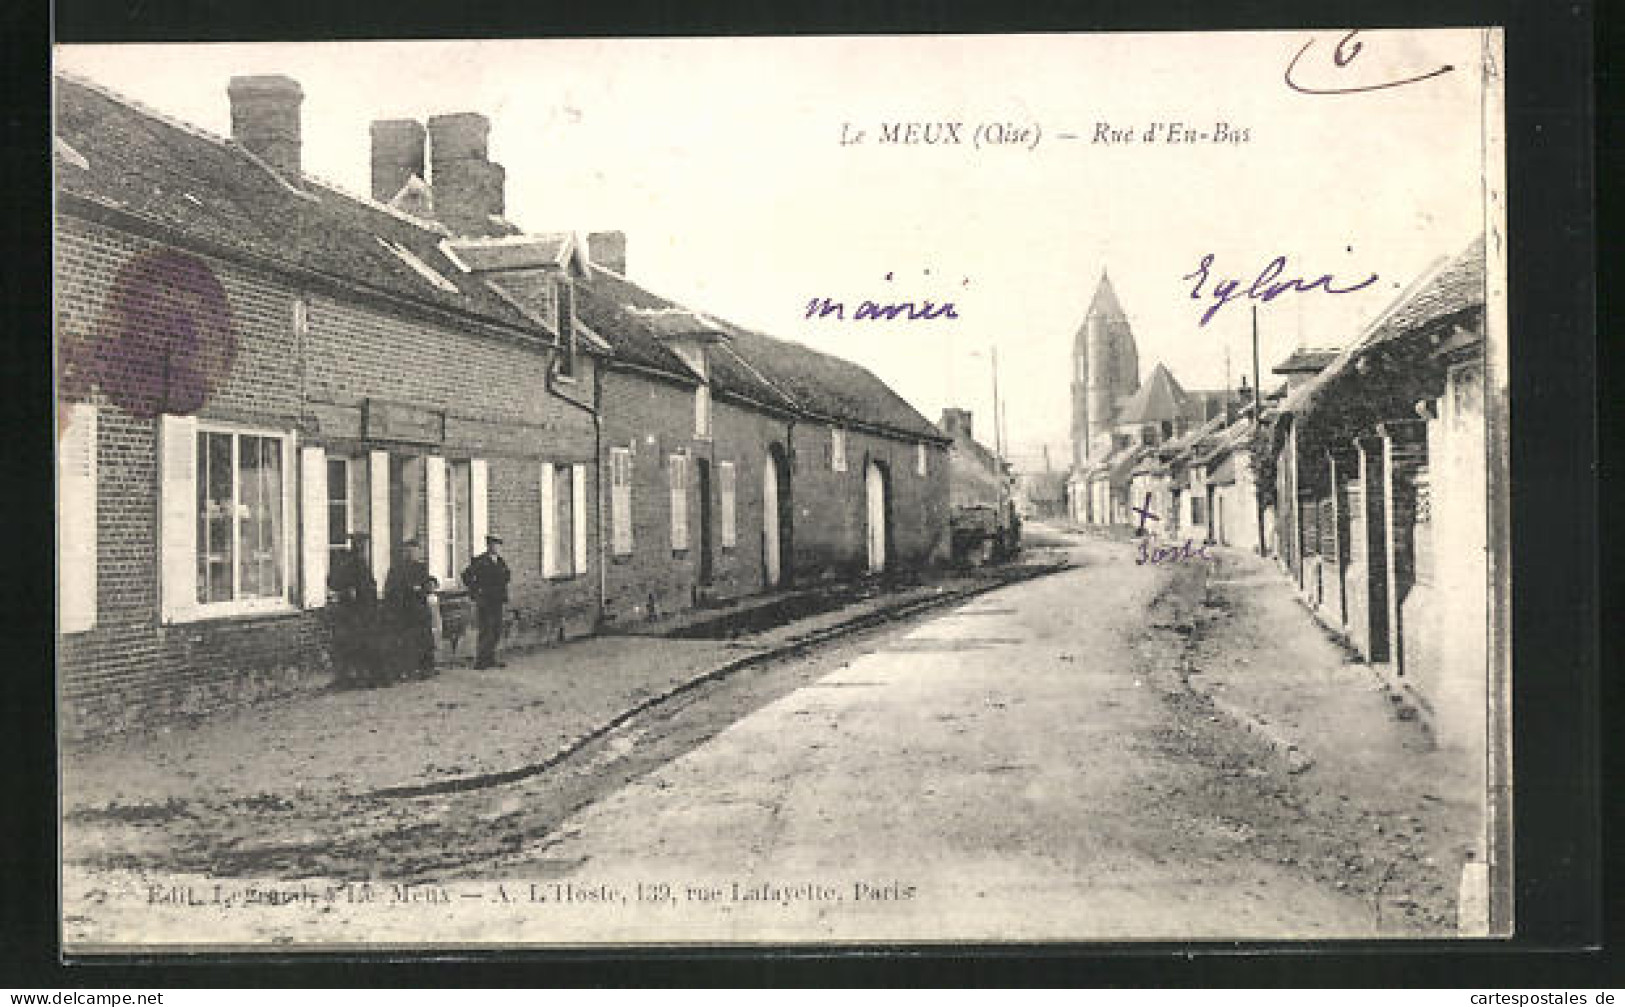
[383,537,437,680]
[461,533,511,669]
[326,531,377,687]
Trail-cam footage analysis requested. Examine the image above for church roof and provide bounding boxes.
[1087,271,1127,321]
[1073,270,1129,349]
[1115,363,1190,424]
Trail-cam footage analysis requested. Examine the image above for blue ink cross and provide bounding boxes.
[1132,493,1160,534]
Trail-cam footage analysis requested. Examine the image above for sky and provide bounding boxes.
[55,31,1498,465]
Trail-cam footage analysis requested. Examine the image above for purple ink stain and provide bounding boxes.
[91,249,237,419]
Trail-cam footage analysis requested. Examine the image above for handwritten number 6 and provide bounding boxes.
[1285,29,1454,95]
[1332,29,1363,67]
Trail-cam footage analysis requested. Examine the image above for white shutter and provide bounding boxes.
[719,461,737,548]
[470,458,489,547]
[281,431,297,602]
[158,414,197,623]
[369,451,390,587]
[571,463,588,575]
[57,403,97,633]
[425,455,448,582]
[300,445,328,609]
[670,455,689,551]
[540,461,557,578]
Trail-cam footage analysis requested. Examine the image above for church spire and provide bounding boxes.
[1087,269,1127,322]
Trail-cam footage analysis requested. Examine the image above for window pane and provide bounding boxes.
[557,465,574,574]
[452,461,471,575]
[197,431,234,604]
[237,435,284,599]
[327,458,349,549]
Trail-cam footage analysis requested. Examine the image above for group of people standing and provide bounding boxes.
[326,532,512,688]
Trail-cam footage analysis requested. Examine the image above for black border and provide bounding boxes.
[8,0,1605,986]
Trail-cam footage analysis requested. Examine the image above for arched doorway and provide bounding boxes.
[865,459,891,573]
[763,443,793,587]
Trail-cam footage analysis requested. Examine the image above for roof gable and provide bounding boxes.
[1115,363,1190,423]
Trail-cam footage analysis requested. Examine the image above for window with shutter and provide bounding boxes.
[669,454,689,551]
[695,384,712,439]
[162,417,296,620]
[719,461,737,548]
[300,446,329,610]
[557,281,577,379]
[555,463,575,576]
[540,461,557,578]
[58,403,97,632]
[610,448,633,556]
[470,458,489,547]
[571,463,588,575]
[425,455,448,582]
[324,456,350,566]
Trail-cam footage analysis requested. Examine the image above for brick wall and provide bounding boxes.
[599,366,951,620]
[790,425,950,581]
[599,369,791,622]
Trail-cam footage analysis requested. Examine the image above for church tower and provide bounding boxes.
[1071,270,1140,466]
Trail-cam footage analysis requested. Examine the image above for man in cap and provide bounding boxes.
[326,531,377,687]
[384,536,438,680]
[462,533,512,669]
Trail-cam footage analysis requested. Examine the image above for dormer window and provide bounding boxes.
[556,279,577,379]
[695,383,712,439]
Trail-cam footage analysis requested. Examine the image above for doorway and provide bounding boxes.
[865,459,890,574]
[763,444,793,588]
[696,458,714,585]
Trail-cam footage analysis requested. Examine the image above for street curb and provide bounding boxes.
[1180,559,1316,777]
[1202,691,1315,775]
[368,561,1069,800]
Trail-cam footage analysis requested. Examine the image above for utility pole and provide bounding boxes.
[1251,305,1263,419]
[1252,304,1265,558]
[990,345,1003,463]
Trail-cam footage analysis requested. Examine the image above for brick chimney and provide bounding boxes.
[370,119,426,204]
[939,408,973,440]
[588,231,627,275]
[428,112,505,235]
[228,75,304,180]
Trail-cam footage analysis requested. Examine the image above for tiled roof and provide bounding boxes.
[54,73,546,341]
[624,306,730,341]
[1271,347,1341,374]
[1193,416,1255,467]
[1115,363,1190,424]
[1281,235,1486,418]
[583,266,943,440]
[945,426,1002,475]
[716,324,946,440]
[575,267,707,379]
[443,233,582,274]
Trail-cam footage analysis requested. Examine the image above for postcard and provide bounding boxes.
[54,29,1509,949]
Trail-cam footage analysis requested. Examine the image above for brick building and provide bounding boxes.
[53,73,611,738]
[578,258,951,623]
[55,71,952,737]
